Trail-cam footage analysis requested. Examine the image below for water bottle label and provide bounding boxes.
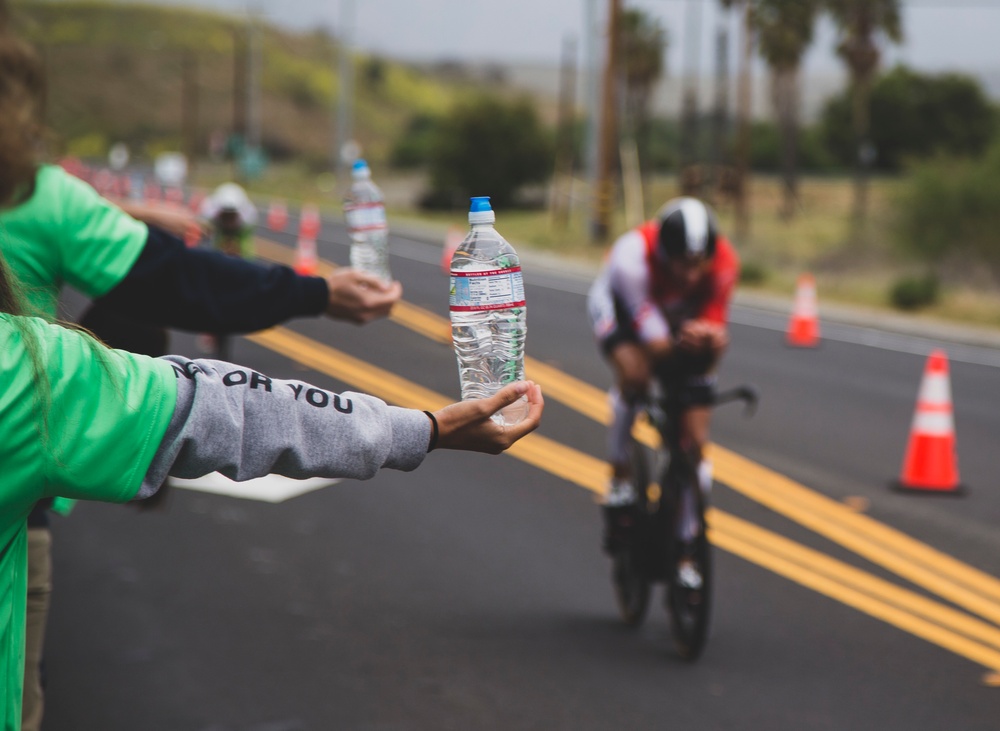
[345,203,387,232]
[449,267,525,311]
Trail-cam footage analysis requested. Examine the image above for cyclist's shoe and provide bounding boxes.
[675,556,703,591]
[601,480,639,554]
[603,477,637,507]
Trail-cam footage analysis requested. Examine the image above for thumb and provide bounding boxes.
[489,381,532,410]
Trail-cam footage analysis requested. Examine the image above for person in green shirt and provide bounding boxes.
[0,27,394,731]
[0,246,544,731]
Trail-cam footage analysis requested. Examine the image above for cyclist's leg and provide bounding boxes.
[606,384,641,503]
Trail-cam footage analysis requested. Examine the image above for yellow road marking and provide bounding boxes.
[711,510,1000,654]
[255,236,1000,639]
[248,328,608,494]
[248,324,1000,673]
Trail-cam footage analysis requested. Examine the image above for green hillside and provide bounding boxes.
[13,0,466,168]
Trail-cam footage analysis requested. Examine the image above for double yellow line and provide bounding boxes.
[252,237,1000,682]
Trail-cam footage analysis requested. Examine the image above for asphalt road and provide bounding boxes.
[43,212,1000,730]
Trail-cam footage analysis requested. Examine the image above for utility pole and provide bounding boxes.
[231,25,248,180]
[583,0,600,214]
[734,0,753,246]
[246,8,261,152]
[708,22,729,202]
[552,35,577,230]
[334,0,356,180]
[590,0,621,244]
[181,50,199,173]
[678,0,703,195]
[232,26,247,144]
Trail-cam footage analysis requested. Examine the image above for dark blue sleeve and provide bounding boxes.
[95,225,329,333]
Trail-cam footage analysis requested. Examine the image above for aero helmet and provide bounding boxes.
[656,197,718,261]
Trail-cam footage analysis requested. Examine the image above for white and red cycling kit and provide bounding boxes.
[587,219,740,352]
[588,219,740,471]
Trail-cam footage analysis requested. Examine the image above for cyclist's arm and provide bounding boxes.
[608,231,672,347]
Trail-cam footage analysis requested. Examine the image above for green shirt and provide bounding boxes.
[0,315,176,731]
[0,164,148,319]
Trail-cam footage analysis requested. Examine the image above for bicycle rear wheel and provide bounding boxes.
[665,476,712,660]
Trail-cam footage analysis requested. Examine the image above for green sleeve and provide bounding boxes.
[47,166,149,298]
[0,315,177,506]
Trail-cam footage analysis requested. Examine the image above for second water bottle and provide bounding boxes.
[343,159,391,281]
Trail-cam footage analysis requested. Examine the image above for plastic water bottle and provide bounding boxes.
[449,197,528,426]
[343,159,391,281]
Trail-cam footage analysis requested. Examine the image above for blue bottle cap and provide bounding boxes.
[352,159,369,172]
[469,196,492,213]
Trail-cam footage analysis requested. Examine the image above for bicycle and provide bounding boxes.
[610,379,758,660]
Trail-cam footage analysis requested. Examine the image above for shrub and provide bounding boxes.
[894,143,1000,278]
[889,274,939,311]
[425,94,553,209]
[739,260,769,285]
[821,65,997,172]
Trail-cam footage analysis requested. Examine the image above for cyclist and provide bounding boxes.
[587,197,739,564]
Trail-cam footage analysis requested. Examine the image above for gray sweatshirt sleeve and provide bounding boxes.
[138,355,431,498]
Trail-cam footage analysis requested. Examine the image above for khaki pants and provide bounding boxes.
[23,526,52,731]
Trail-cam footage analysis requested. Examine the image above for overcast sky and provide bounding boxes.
[145,0,1000,77]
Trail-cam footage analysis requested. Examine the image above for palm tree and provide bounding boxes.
[619,8,666,171]
[825,0,902,223]
[753,0,821,220]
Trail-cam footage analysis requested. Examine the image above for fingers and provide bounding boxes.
[431,382,544,454]
[503,383,544,442]
[325,269,402,323]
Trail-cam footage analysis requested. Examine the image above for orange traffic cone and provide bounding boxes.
[787,273,820,347]
[267,199,289,232]
[440,226,465,274]
[894,349,964,494]
[294,236,318,276]
[299,204,321,240]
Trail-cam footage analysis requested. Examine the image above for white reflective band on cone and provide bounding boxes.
[912,410,955,436]
[917,373,951,406]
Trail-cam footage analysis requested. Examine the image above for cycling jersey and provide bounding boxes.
[588,219,740,350]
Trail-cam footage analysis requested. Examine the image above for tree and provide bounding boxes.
[752,0,821,219]
[424,95,553,210]
[619,8,666,168]
[820,66,997,171]
[825,0,902,223]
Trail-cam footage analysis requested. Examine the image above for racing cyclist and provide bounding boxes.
[587,197,740,569]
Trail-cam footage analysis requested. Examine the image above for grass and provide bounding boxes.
[195,162,1000,330]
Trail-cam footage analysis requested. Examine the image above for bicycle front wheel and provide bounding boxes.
[612,547,650,627]
[665,479,712,660]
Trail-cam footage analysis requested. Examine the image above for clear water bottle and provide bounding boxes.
[449,197,528,426]
[343,159,391,281]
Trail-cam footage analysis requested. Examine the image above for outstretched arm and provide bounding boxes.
[97,227,401,332]
[139,356,543,497]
